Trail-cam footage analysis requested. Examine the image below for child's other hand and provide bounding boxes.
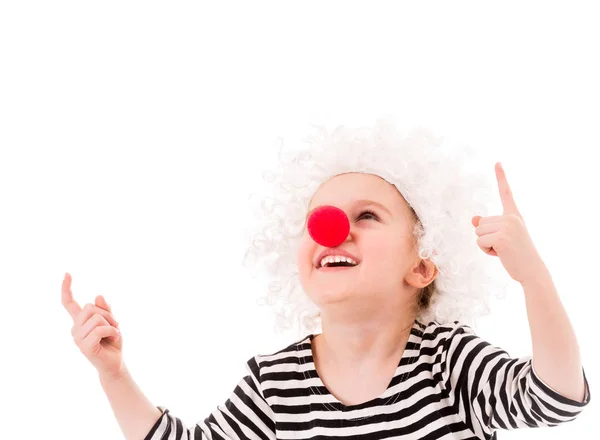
[62,273,124,379]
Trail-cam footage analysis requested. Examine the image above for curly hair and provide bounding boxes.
[242,116,510,339]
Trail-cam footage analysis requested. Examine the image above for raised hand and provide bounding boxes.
[62,273,124,379]
[472,162,545,284]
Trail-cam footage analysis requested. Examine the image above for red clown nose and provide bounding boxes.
[307,205,350,248]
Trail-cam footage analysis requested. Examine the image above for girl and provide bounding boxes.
[63,117,590,439]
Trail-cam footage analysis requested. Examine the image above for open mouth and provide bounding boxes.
[317,262,359,271]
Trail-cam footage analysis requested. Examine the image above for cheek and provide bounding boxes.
[364,238,405,273]
[297,234,315,274]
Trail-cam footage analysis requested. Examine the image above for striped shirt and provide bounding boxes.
[144,320,590,439]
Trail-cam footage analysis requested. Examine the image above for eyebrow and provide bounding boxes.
[305,199,392,222]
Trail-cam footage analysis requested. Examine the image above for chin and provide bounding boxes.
[306,285,358,306]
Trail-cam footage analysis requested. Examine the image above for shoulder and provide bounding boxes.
[414,319,491,363]
[415,319,477,344]
[243,334,313,382]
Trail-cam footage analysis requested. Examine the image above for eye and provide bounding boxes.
[357,209,379,221]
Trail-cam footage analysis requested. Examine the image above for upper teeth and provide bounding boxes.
[319,255,358,267]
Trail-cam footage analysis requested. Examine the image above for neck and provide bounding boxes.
[314,311,416,372]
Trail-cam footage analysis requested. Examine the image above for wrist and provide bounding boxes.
[521,261,552,290]
[98,362,128,384]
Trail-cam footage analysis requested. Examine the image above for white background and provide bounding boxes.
[0,2,597,439]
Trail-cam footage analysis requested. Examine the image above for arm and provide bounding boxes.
[523,261,586,402]
[457,162,591,436]
[142,356,277,440]
[99,364,163,440]
[441,323,590,438]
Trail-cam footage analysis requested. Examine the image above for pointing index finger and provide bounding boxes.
[496,162,521,217]
[61,273,82,321]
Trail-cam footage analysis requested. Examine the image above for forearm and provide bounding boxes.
[522,262,586,402]
[99,364,163,440]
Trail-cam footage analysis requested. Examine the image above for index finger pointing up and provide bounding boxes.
[61,273,82,321]
[496,162,521,217]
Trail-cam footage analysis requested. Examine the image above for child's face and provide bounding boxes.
[298,172,422,315]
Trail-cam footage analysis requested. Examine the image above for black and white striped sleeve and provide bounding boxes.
[144,356,276,440]
[441,324,590,438]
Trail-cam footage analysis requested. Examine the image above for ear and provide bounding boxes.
[405,258,438,289]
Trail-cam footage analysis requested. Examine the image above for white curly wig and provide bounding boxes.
[242,116,510,339]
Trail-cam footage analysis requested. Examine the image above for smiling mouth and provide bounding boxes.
[317,262,359,271]
[319,267,356,272]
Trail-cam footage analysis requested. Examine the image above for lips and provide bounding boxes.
[314,249,361,269]
[318,264,358,271]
